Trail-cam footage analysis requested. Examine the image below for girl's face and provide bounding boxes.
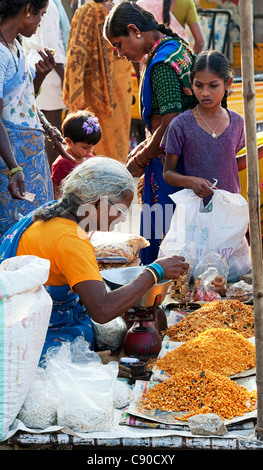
[109,25,146,62]
[192,68,232,109]
[66,139,94,161]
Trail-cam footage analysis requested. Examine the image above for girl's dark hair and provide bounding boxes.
[62,110,101,145]
[190,50,234,108]
[103,0,181,41]
[0,0,48,18]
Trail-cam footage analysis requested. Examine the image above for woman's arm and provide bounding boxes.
[189,23,205,55]
[163,152,214,198]
[126,112,179,176]
[0,100,25,199]
[73,255,189,324]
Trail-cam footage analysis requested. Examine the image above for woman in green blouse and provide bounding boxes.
[104,0,195,264]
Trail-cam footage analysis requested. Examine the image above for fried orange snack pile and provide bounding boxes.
[165,299,254,342]
[142,369,257,421]
[153,328,255,377]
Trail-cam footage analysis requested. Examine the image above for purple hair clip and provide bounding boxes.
[82,116,100,135]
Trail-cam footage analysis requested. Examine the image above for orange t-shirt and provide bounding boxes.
[17,218,103,290]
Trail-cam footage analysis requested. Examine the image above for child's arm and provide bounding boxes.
[163,152,215,198]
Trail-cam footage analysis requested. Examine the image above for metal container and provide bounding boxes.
[100,266,171,307]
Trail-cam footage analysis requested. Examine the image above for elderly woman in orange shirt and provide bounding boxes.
[0,157,188,363]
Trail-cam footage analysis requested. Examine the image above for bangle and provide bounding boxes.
[133,155,146,169]
[43,122,53,133]
[145,266,158,284]
[7,166,23,180]
[146,262,165,281]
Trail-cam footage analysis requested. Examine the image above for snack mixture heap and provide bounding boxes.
[142,370,257,421]
[165,299,254,342]
[153,328,256,377]
[141,298,257,422]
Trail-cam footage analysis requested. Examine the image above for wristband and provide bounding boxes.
[145,266,158,284]
[7,166,24,180]
[146,262,165,281]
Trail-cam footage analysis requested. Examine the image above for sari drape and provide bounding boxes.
[63,2,133,162]
[0,42,53,237]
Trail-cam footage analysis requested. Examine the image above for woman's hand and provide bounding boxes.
[126,139,148,165]
[126,145,151,177]
[156,255,189,280]
[46,126,75,161]
[125,155,145,177]
[7,171,25,200]
[35,48,56,79]
[34,48,56,95]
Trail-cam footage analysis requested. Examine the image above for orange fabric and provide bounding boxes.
[17,218,103,289]
[63,2,132,162]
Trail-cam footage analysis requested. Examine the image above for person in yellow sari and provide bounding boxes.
[63,0,133,162]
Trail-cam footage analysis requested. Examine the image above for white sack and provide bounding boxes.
[0,255,52,441]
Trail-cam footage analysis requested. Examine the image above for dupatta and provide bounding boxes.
[140,36,194,132]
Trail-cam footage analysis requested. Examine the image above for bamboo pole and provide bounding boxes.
[239,0,263,439]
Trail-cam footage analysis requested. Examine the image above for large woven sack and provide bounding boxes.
[0,255,52,441]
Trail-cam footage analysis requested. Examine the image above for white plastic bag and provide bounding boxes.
[46,340,118,433]
[159,189,251,282]
[0,255,52,441]
[17,367,58,429]
[92,317,127,350]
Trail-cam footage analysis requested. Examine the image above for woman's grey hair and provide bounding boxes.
[33,156,134,221]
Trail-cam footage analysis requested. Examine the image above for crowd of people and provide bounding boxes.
[0,0,251,365]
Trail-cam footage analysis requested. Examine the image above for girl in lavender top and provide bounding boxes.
[162,50,246,200]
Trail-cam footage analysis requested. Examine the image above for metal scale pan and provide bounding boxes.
[100,266,171,308]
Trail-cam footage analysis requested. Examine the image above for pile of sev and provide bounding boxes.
[152,328,255,377]
[142,370,257,421]
[165,299,254,342]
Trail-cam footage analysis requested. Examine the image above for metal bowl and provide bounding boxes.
[100,266,171,308]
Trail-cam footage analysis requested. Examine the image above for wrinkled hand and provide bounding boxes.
[126,139,148,165]
[35,48,56,80]
[126,155,145,177]
[46,126,75,161]
[7,171,25,200]
[126,146,150,177]
[190,177,215,198]
[157,255,189,280]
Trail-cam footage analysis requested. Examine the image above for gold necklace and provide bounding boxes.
[196,105,223,139]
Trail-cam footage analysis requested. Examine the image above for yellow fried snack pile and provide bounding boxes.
[165,299,254,342]
[153,328,255,377]
[142,369,257,421]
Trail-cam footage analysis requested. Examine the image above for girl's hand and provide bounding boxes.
[190,177,215,198]
[7,171,25,200]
